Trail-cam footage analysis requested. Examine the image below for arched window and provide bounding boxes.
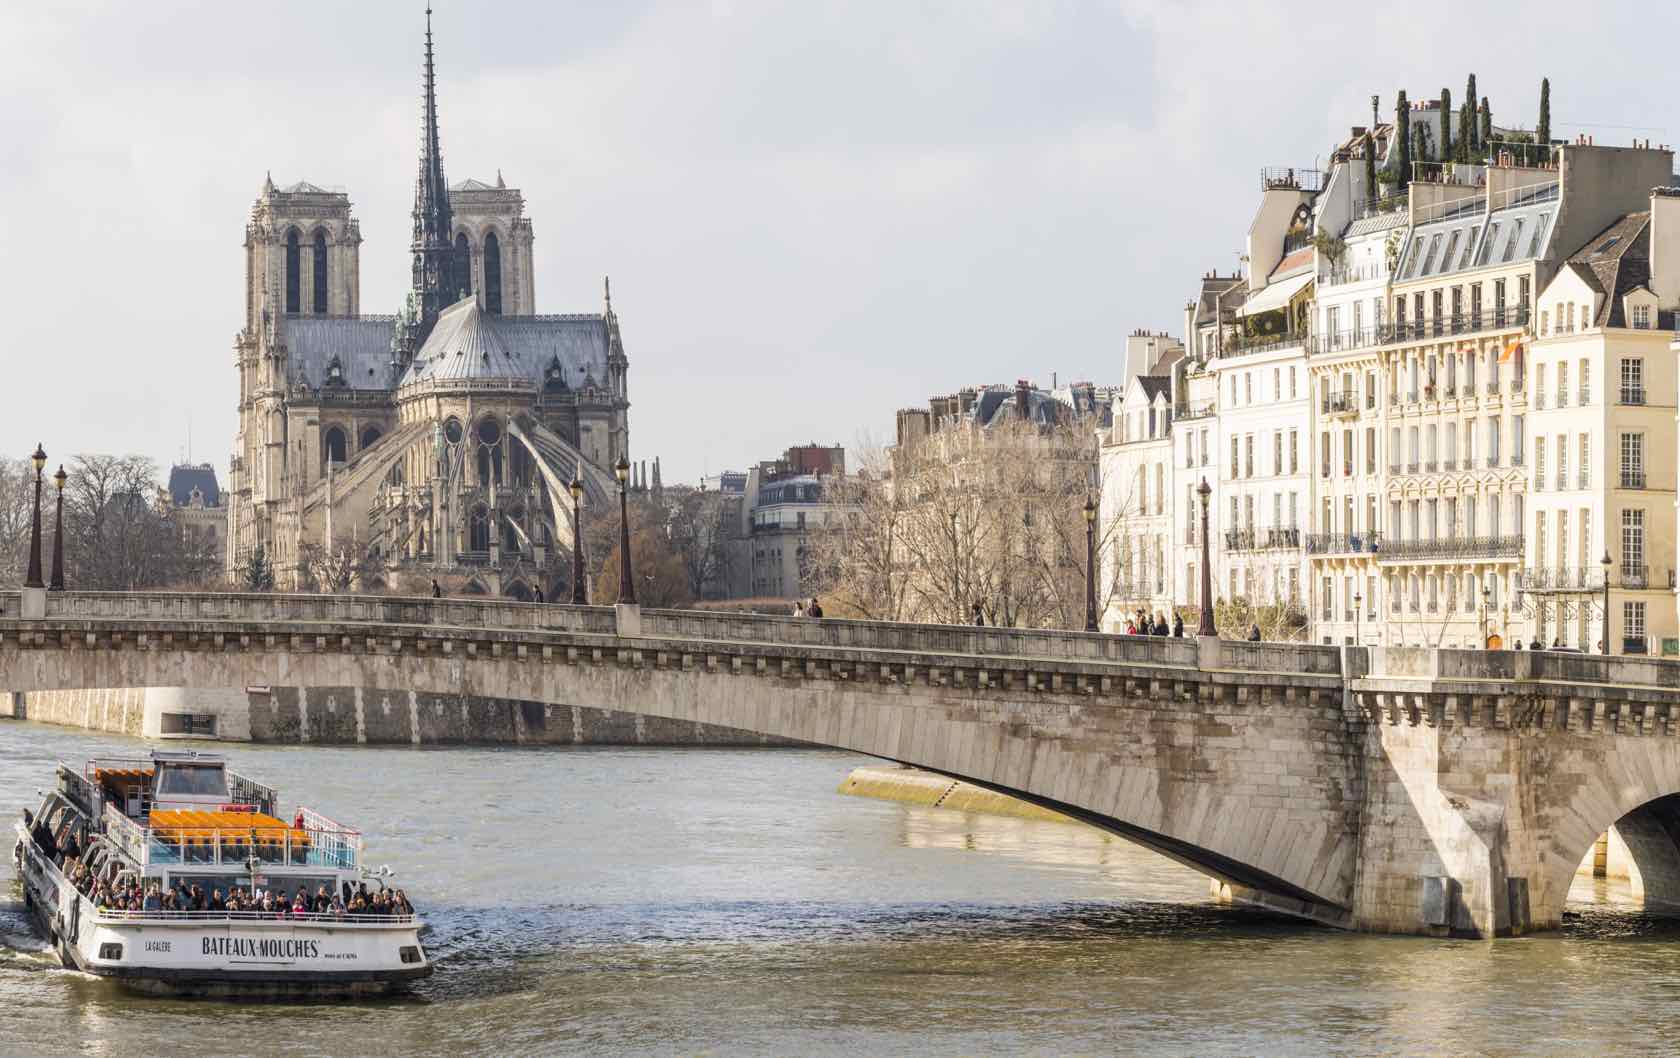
[483,231,503,315]
[312,230,329,314]
[360,426,382,451]
[502,510,522,554]
[323,427,347,466]
[469,506,490,553]
[453,233,472,301]
[284,229,301,314]
[510,443,533,487]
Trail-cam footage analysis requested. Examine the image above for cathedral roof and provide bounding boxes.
[398,296,610,389]
[451,177,501,192]
[282,316,400,391]
[280,179,333,195]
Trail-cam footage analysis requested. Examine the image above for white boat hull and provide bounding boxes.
[15,833,432,997]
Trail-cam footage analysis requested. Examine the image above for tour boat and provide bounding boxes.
[11,750,431,996]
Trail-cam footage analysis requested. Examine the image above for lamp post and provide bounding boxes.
[1197,478,1215,636]
[950,510,961,624]
[49,465,67,591]
[1602,550,1613,655]
[1354,590,1362,645]
[1083,495,1098,632]
[614,457,636,604]
[24,444,46,589]
[1480,584,1492,648]
[569,474,588,605]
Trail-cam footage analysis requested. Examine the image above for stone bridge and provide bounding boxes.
[6,589,1680,938]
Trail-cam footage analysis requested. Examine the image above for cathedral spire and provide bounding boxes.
[409,3,458,345]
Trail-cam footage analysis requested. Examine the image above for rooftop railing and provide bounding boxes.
[1304,532,1382,555]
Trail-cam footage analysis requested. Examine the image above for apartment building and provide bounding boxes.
[1373,143,1672,647]
[1307,206,1401,643]
[1526,194,1680,654]
[1099,374,1175,627]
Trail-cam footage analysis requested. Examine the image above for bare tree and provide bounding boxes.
[808,419,1132,629]
[0,458,34,587]
[666,486,734,600]
[299,534,386,593]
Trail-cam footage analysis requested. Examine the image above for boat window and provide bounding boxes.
[157,765,229,798]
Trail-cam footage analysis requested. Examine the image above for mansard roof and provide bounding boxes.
[167,464,220,508]
[1565,212,1651,328]
[398,296,611,390]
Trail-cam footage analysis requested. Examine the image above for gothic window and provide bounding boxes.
[443,418,464,445]
[312,229,329,314]
[360,426,382,451]
[484,231,503,314]
[469,505,490,553]
[284,228,301,314]
[510,443,533,487]
[453,232,472,301]
[323,427,347,466]
[503,509,522,553]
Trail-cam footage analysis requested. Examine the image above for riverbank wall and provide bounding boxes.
[0,687,789,746]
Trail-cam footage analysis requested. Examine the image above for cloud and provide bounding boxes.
[2,0,1677,485]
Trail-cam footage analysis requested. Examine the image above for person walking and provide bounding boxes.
[1154,613,1169,636]
[972,601,985,626]
[431,579,442,599]
[1247,622,1262,642]
[1172,612,1184,637]
[793,599,806,618]
[807,598,824,619]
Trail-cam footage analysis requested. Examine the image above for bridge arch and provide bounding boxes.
[1536,739,1680,923]
[0,603,1360,927]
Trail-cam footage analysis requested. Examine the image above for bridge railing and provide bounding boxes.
[13,590,1356,677]
[640,608,1203,666]
[38,591,617,637]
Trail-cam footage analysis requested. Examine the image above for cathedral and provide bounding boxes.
[226,12,629,597]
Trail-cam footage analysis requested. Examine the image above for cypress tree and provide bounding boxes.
[1413,123,1430,165]
[1466,74,1479,148]
[1537,77,1551,146]
[1457,103,1473,162]
[1363,132,1377,206]
[1439,87,1452,163]
[1480,97,1493,149]
[1394,91,1411,193]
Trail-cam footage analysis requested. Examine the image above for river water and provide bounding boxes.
[3,722,1680,1056]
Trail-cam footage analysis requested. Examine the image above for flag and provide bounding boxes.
[1498,338,1522,363]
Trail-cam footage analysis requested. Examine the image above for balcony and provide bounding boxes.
[1518,567,1607,592]
[1305,532,1382,555]
[1443,458,1458,471]
[1322,391,1358,417]
[1621,387,1647,406]
[1178,400,1217,421]
[1425,460,1439,473]
[1379,535,1525,562]
[1622,564,1651,590]
[1406,461,1420,475]
[1622,469,1647,489]
[1579,472,1590,490]
[1224,528,1301,552]
[1262,166,1325,193]
[1485,381,1502,396]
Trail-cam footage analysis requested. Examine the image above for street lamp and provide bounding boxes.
[1083,495,1098,632]
[24,444,46,589]
[950,510,961,624]
[1197,478,1215,636]
[1354,590,1362,645]
[1602,550,1613,656]
[49,465,67,592]
[569,474,588,605]
[1480,583,1492,648]
[614,457,636,604]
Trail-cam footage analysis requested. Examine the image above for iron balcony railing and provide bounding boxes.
[1622,469,1647,489]
[1304,532,1382,555]
[1312,308,1532,357]
[1320,262,1390,288]
[1406,461,1420,474]
[1321,391,1357,415]
[1622,564,1651,590]
[1262,166,1325,193]
[1178,400,1217,421]
[1443,458,1458,471]
[1380,535,1524,561]
[1622,387,1647,405]
[1518,567,1607,592]
[1224,528,1301,552]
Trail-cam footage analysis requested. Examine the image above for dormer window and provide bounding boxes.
[1632,303,1652,329]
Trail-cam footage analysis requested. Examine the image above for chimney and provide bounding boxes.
[1015,379,1031,420]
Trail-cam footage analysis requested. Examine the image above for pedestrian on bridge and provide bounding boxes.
[431,579,442,599]
[807,598,824,619]
[972,602,985,626]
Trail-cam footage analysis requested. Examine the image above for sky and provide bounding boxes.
[2,0,1677,485]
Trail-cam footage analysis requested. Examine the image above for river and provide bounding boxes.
[3,721,1679,1056]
